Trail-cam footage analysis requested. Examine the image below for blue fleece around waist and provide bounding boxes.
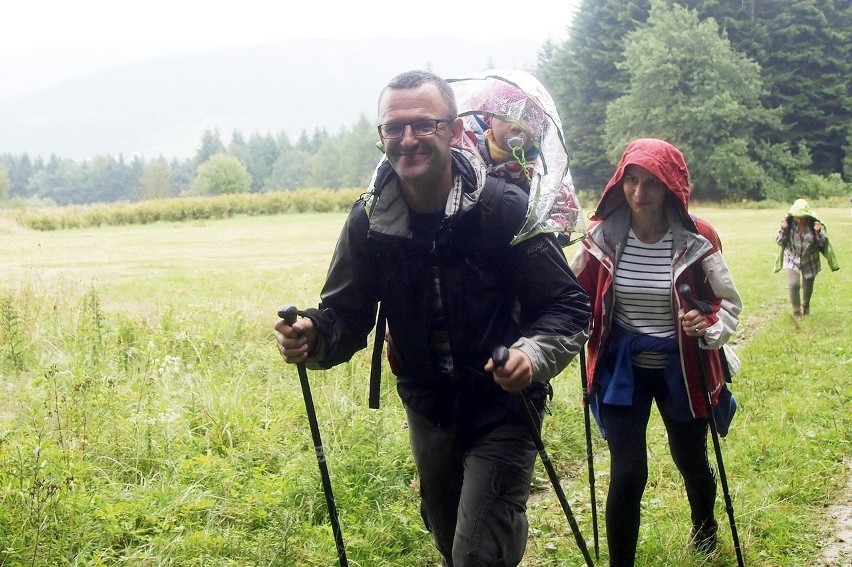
[590,325,693,437]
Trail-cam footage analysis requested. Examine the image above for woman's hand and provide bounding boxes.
[679,308,707,338]
[813,221,822,232]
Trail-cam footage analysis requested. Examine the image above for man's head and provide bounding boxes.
[377,71,463,208]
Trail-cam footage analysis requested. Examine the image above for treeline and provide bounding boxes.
[0,115,380,207]
[1,0,850,207]
[539,0,851,201]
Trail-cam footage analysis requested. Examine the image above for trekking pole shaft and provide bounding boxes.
[677,286,744,566]
[579,348,599,560]
[280,306,348,567]
[296,363,349,566]
[520,393,595,567]
[493,347,594,567]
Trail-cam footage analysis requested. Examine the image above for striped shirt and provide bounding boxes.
[613,229,675,368]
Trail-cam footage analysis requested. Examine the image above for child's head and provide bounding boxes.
[467,79,548,153]
[490,117,538,152]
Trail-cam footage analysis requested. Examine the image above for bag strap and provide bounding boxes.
[368,302,386,409]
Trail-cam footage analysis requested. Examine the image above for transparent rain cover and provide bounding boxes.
[448,68,585,245]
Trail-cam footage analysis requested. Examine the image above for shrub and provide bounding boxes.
[9,189,363,231]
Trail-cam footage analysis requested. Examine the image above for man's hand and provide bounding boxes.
[485,348,533,393]
[273,316,317,364]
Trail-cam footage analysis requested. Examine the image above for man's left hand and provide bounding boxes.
[485,348,533,393]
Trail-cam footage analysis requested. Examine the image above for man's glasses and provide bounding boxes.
[377,119,453,139]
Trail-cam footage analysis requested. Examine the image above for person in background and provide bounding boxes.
[774,198,839,319]
[570,138,742,566]
[274,70,590,567]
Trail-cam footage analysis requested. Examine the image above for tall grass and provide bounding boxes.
[0,207,849,565]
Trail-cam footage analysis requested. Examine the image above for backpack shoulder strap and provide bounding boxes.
[480,175,507,213]
[479,175,512,247]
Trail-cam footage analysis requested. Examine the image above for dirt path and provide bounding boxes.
[821,460,852,566]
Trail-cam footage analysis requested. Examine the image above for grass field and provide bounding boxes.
[0,206,849,566]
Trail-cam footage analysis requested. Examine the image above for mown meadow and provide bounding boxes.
[0,203,849,566]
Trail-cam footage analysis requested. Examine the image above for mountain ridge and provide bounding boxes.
[0,37,543,160]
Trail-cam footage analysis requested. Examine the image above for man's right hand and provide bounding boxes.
[273,316,317,364]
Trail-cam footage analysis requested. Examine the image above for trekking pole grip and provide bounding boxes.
[678,283,697,309]
[492,345,510,368]
[278,305,298,325]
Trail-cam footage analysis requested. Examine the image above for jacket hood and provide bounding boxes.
[787,198,823,222]
[592,138,696,231]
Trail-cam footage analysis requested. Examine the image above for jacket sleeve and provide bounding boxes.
[696,223,742,350]
[507,232,591,382]
[303,202,379,369]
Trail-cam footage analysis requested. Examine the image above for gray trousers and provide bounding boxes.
[404,404,538,567]
[785,268,815,311]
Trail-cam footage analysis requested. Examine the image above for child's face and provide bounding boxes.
[491,118,537,152]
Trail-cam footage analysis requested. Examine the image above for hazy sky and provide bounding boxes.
[2,0,580,97]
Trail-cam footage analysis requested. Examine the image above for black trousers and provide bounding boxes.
[600,366,716,567]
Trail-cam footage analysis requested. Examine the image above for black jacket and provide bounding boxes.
[305,148,590,446]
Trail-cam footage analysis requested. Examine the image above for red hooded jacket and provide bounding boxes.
[570,139,742,418]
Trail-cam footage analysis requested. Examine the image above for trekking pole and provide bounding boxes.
[579,348,600,560]
[675,285,745,567]
[278,305,348,567]
[492,346,594,567]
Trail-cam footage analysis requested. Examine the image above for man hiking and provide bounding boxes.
[274,69,590,567]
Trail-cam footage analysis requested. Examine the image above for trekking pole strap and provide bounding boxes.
[369,303,386,410]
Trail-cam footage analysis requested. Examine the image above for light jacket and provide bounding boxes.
[773,198,840,273]
[570,139,742,419]
[304,146,590,445]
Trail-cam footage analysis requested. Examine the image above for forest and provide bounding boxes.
[1,0,850,207]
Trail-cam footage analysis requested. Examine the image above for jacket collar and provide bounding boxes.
[584,201,710,269]
[364,146,488,236]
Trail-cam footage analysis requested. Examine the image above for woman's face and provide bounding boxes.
[622,164,668,217]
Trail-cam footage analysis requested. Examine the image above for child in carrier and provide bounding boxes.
[459,80,547,193]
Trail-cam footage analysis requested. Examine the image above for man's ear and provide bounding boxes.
[449,117,465,145]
